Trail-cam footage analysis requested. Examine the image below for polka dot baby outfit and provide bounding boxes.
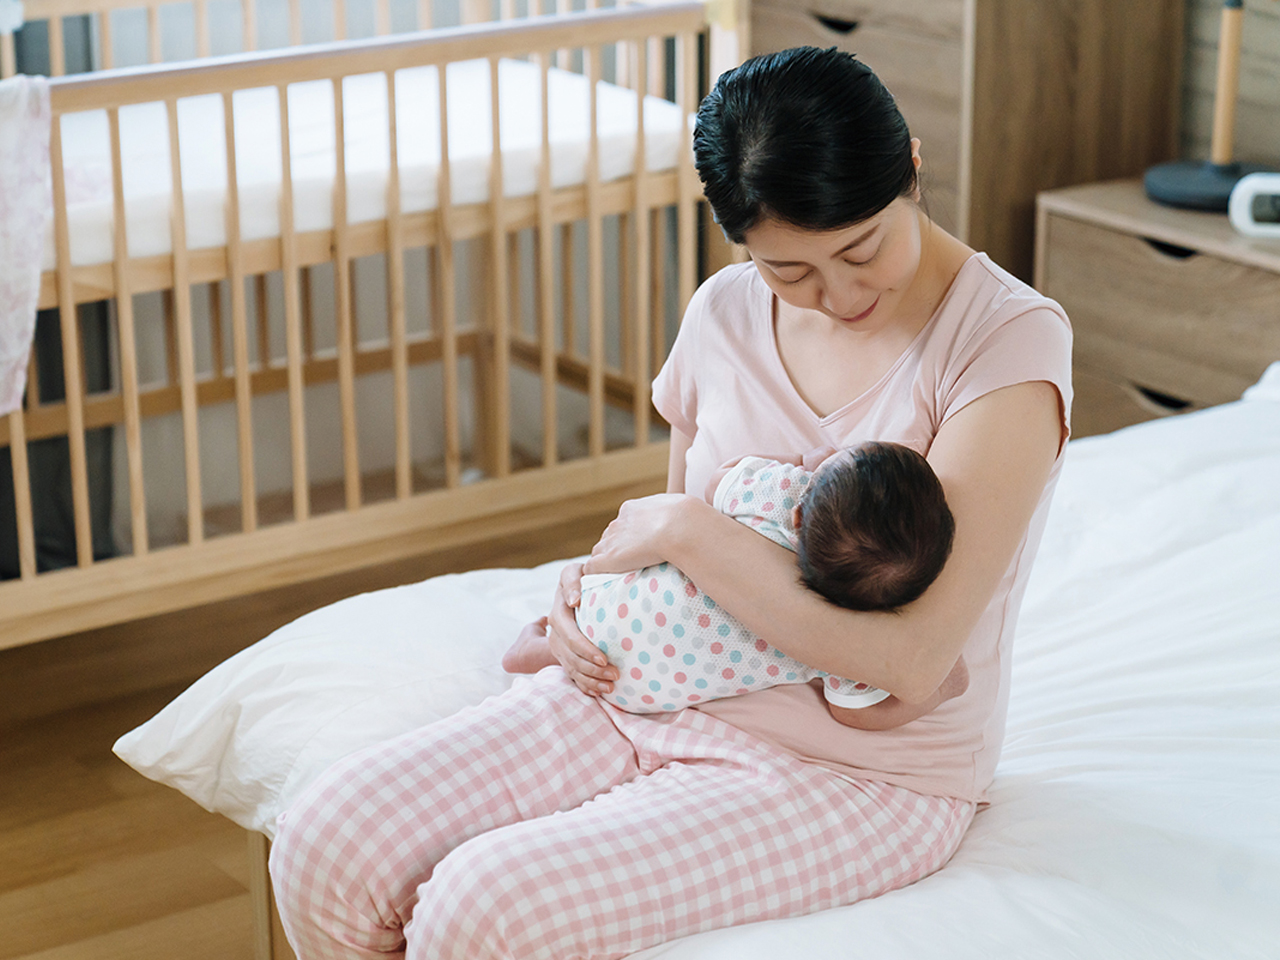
[577,456,890,713]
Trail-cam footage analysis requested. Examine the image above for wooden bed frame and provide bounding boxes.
[0,0,748,652]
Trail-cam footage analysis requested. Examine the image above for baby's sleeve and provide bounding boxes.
[822,676,892,709]
[713,457,809,551]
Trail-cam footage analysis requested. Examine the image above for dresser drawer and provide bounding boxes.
[796,0,965,42]
[1041,213,1280,407]
[1069,366,1193,439]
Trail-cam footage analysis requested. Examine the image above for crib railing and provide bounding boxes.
[0,1,747,649]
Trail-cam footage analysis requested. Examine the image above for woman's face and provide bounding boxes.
[743,195,924,334]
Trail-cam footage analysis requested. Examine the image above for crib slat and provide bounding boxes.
[108,106,150,555]
[416,0,431,30]
[99,11,114,70]
[375,0,392,35]
[535,51,557,468]
[486,56,511,477]
[49,15,66,76]
[650,205,665,382]
[385,70,412,500]
[255,275,271,367]
[1,32,16,79]
[47,118,94,566]
[6,411,37,579]
[209,283,226,376]
[437,64,462,488]
[560,222,575,358]
[166,97,205,546]
[676,31,696,313]
[585,45,605,460]
[334,0,346,40]
[223,90,258,533]
[331,76,363,511]
[195,0,211,58]
[631,40,650,445]
[278,84,311,520]
[147,5,161,63]
[301,268,315,359]
[287,0,302,46]
[242,0,258,52]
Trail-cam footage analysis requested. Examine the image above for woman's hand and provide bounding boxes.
[546,561,620,696]
[584,493,703,576]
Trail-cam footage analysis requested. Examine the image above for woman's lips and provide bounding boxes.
[842,296,880,323]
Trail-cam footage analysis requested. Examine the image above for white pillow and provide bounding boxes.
[113,558,570,836]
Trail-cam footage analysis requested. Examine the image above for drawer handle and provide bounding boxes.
[1143,237,1198,260]
[1133,384,1192,414]
[813,14,860,34]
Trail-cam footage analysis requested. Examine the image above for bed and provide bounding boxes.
[113,363,1280,958]
[0,0,748,648]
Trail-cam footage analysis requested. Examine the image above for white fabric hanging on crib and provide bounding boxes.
[0,74,51,417]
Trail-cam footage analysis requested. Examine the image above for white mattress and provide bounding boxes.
[114,363,1280,957]
[47,57,685,269]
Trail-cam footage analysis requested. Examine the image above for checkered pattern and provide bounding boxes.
[269,669,974,960]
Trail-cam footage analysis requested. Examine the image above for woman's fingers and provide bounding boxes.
[559,561,585,607]
[547,586,617,694]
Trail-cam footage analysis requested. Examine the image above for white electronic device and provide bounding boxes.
[1228,173,1280,239]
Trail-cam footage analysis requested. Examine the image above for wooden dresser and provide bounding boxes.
[749,0,1184,281]
[1036,180,1280,438]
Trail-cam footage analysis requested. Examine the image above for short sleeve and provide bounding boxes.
[651,276,717,438]
[822,676,892,709]
[940,305,1074,451]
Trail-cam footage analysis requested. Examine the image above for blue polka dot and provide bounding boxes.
[595,608,605,622]
[683,654,696,665]
[598,641,608,653]
[785,672,797,681]
[659,562,668,571]
[649,680,661,691]
[742,490,754,502]
[638,652,651,664]
[774,650,786,658]
[615,696,628,705]
[672,625,685,638]
[742,675,754,685]
[783,497,795,509]
[664,591,674,605]
[695,678,708,689]
[662,704,676,710]
[703,596,716,609]
[632,619,643,633]
[729,650,742,663]
[717,624,730,637]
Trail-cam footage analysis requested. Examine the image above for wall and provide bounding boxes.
[1181,0,1280,165]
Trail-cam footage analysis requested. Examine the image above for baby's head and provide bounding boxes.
[795,441,954,612]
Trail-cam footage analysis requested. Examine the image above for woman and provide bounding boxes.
[269,47,1071,959]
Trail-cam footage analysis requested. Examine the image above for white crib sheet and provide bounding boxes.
[47,58,685,269]
[114,365,1280,957]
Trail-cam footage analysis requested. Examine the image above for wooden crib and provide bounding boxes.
[0,0,748,651]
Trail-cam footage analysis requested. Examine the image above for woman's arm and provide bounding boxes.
[586,381,1063,703]
[826,655,968,730]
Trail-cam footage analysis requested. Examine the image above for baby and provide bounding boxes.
[506,441,962,726]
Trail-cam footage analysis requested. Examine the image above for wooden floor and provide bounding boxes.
[0,504,630,960]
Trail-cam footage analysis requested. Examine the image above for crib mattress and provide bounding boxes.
[46,57,685,270]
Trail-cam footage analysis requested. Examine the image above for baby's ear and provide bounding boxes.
[791,503,804,531]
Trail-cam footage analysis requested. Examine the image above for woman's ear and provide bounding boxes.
[910,138,923,201]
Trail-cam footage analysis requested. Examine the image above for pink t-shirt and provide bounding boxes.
[651,254,1073,803]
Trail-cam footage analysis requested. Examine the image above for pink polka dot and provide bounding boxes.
[762,502,774,512]
[685,582,698,598]
[735,687,749,695]
[754,639,768,652]
[729,498,739,511]
[853,683,869,691]
[654,612,667,627]
[621,637,633,651]
[588,592,597,605]
[709,642,724,655]
[779,478,791,490]
[663,645,676,658]
[586,626,594,638]
[767,665,779,677]
[674,672,687,683]
[742,477,753,486]
[722,668,735,679]
[827,677,839,689]
[688,694,701,702]
[642,695,654,704]
[649,579,658,592]
[630,668,643,680]
[698,614,711,628]
[750,517,763,526]
[617,603,628,618]
[624,573,636,584]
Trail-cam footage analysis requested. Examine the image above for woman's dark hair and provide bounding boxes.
[693,46,917,244]
[796,442,954,612]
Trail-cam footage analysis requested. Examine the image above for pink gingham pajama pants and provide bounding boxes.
[269,668,974,960]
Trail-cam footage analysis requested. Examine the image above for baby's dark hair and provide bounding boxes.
[796,442,954,612]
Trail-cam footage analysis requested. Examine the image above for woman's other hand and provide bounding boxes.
[584,494,704,576]
[546,561,619,696]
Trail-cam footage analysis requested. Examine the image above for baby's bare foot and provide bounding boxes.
[502,617,559,674]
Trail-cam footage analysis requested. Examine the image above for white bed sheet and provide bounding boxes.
[114,364,1280,958]
[47,57,684,269]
